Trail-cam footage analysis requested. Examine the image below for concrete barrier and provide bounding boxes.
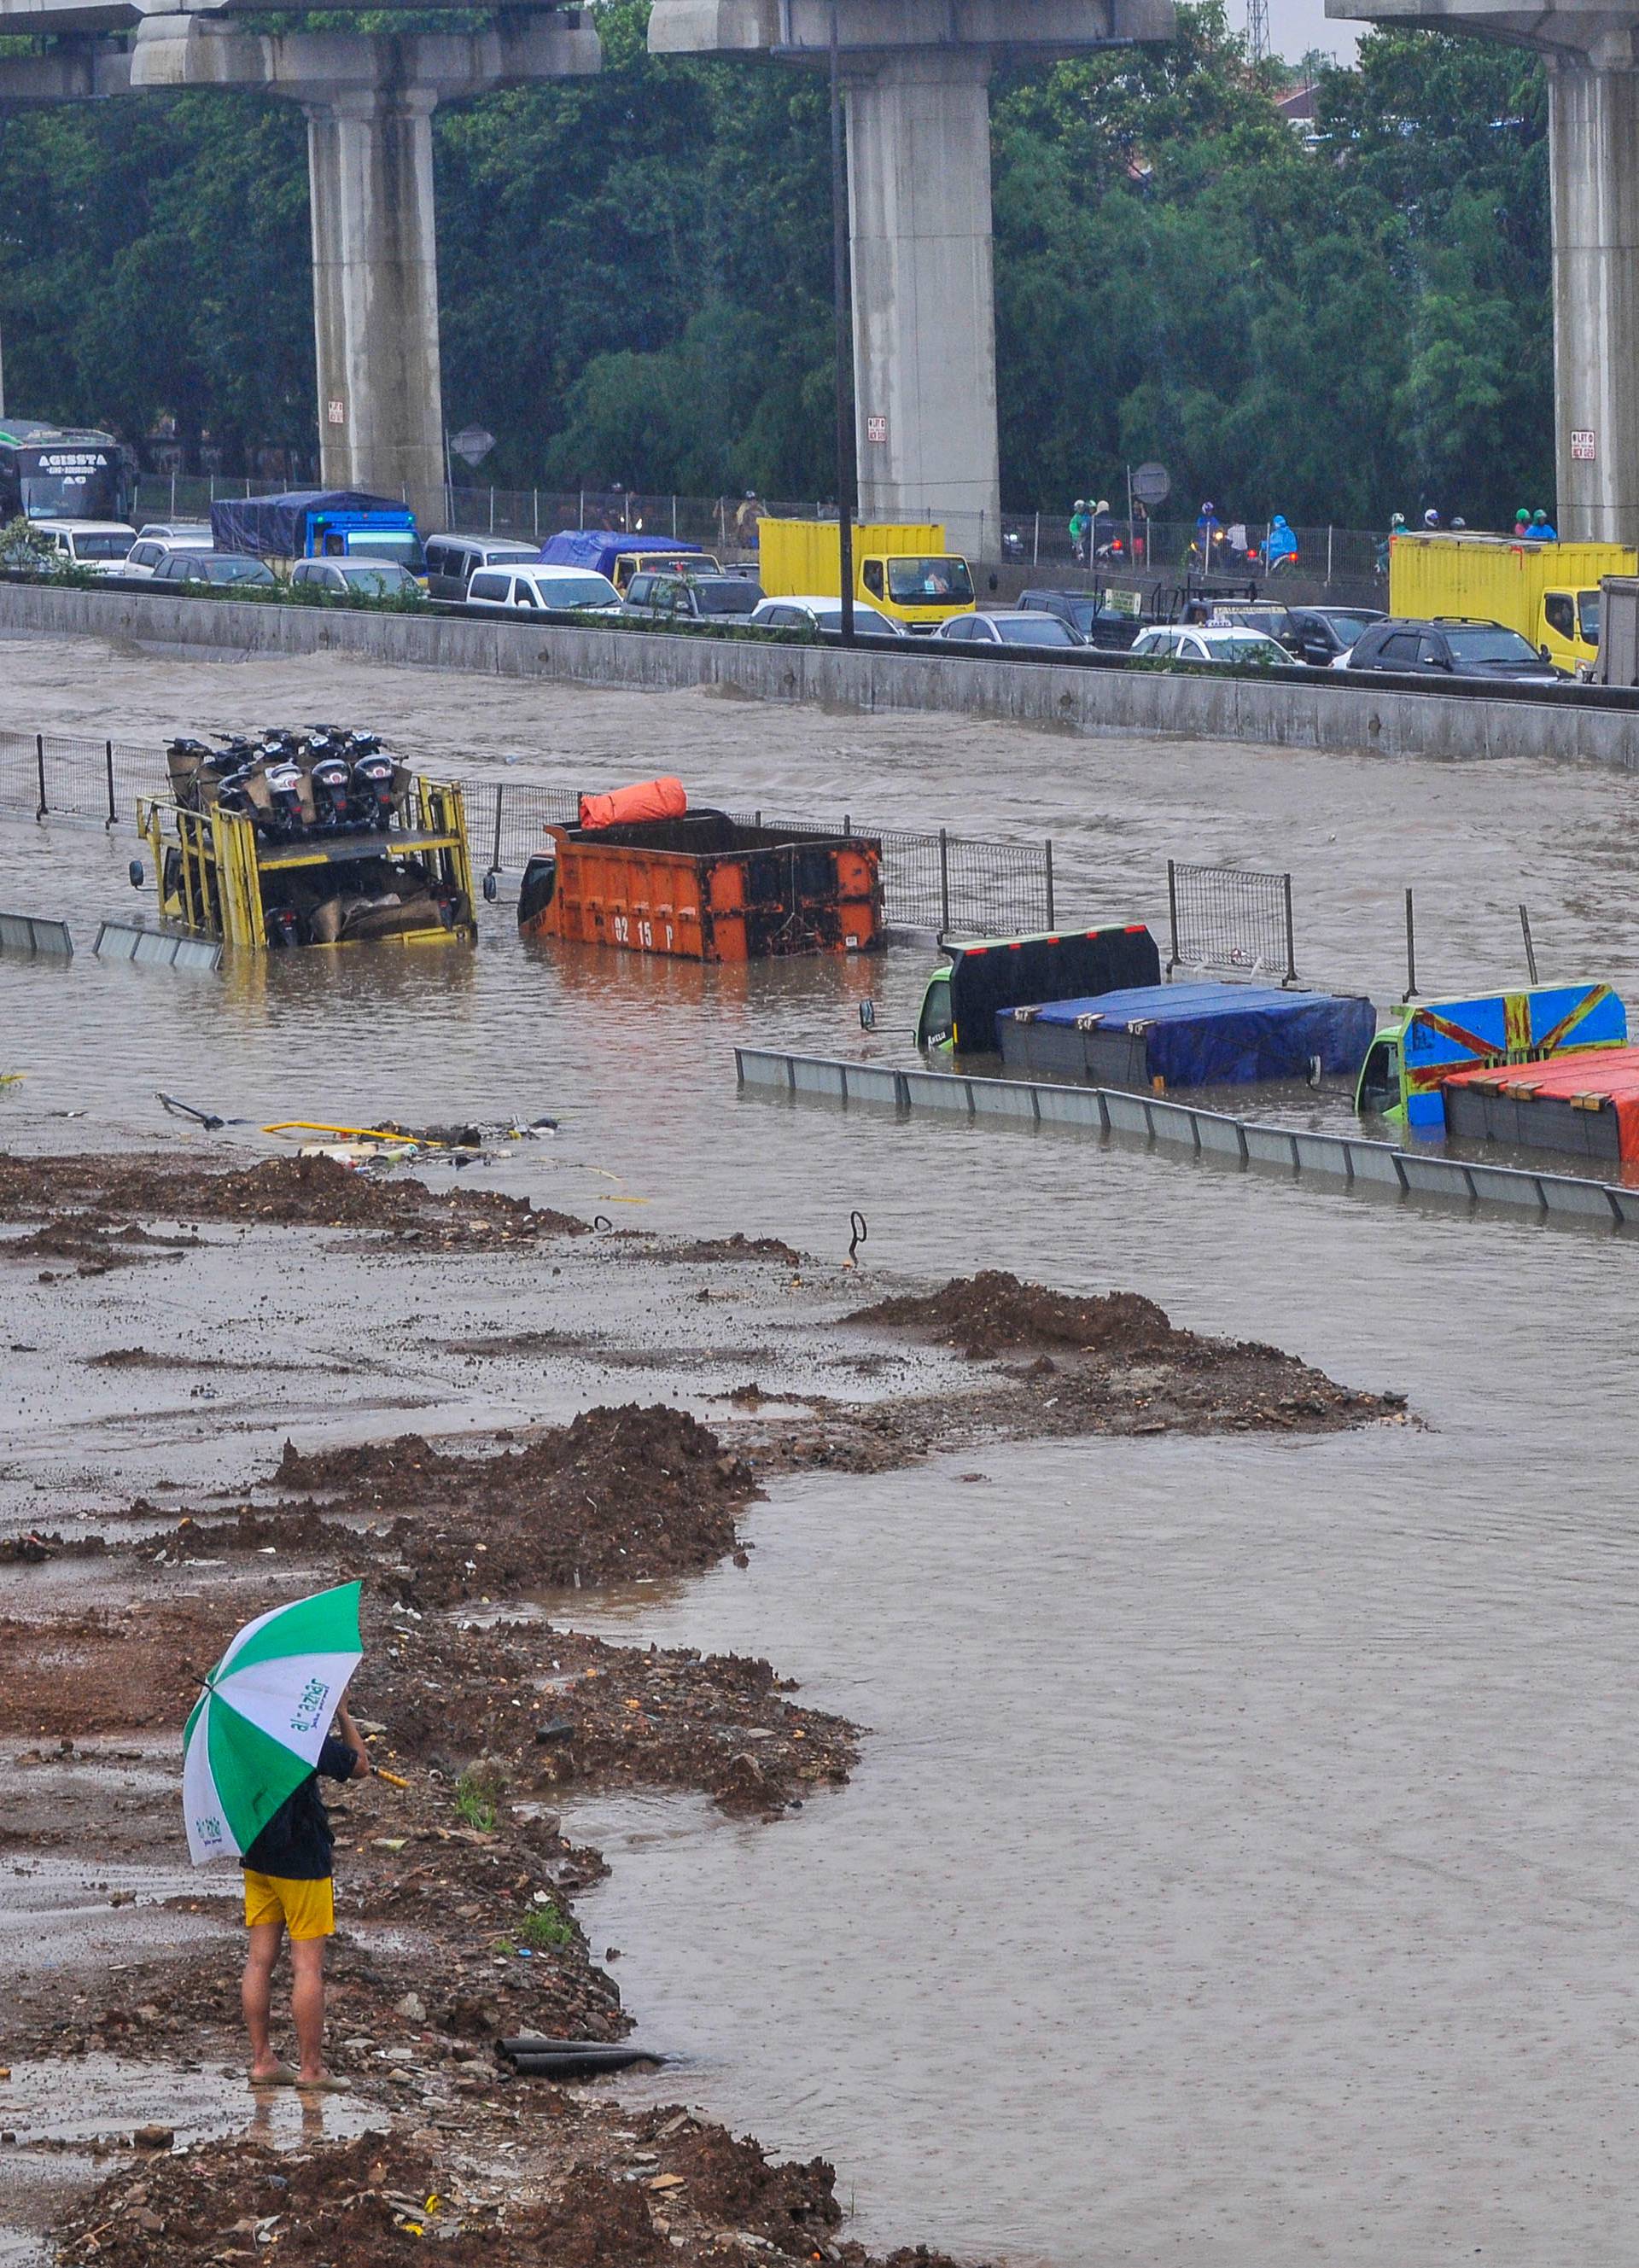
[733,1046,1639,1236]
[5,578,1639,772]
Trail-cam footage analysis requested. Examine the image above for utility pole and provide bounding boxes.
[831,3,855,645]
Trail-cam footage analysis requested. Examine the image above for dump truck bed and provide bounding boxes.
[518,809,883,962]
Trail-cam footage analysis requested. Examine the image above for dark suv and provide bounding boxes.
[621,572,763,621]
[1342,617,1565,684]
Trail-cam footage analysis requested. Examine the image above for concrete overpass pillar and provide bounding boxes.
[846,48,1000,554]
[126,11,599,532]
[306,86,444,526]
[1549,61,1639,543]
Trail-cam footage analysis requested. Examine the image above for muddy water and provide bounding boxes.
[6,639,1639,2260]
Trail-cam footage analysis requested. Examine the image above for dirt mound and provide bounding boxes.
[662,1231,805,1267]
[0,1151,586,1243]
[51,2106,935,2268]
[851,1270,1175,1359]
[254,1404,757,1602]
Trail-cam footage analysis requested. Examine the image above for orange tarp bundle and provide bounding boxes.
[578,778,687,831]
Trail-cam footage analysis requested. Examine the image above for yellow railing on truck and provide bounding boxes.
[136,777,475,952]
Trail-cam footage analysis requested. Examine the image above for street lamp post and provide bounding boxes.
[830,3,855,646]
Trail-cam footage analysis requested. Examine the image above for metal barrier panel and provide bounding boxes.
[1466,1163,1549,1211]
[93,921,222,972]
[0,912,73,956]
[841,1064,904,1108]
[1293,1131,1353,1180]
[1397,1154,1476,1201]
[1034,1085,1107,1129]
[1538,1175,1620,1221]
[901,1069,970,1112]
[736,1048,793,1092]
[790,1057,847,1099]
[1102,1091,1152,1136]
[1145,1099,1199,1151]
[1608,1187,1639,1227]
[1343,1141,1406,1188]
[971,1080,1041,1122]
[1243,1124,1299,1169]
[1193,1111,1249,1161]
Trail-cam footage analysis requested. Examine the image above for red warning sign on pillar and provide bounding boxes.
[866,415,888,445]
[1571,429,1597,461]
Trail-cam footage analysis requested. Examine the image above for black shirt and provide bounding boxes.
[241,1735,357,1881]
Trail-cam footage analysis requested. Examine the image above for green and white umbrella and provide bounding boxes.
[183,1581,363,1866]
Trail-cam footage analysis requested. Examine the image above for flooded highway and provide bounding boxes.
[4,633,1639,2263]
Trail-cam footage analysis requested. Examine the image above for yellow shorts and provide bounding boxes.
[243,1870,335,1941]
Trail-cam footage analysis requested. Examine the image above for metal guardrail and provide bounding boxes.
[735,1047,1639,1232]
[0,729,1057,942]
[0,910,73,955]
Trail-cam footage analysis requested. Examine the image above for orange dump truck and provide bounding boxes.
[517,789,884,963]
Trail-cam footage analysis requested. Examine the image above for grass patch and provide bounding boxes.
[452,1771,497,1834]
[518,1902,576,1951]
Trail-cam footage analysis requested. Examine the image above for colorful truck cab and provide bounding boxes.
[1354,982,1627,1128]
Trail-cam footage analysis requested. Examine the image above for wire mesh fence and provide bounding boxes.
[1167,860,1298,984]
[1,732,1056,940]
[131,473,1392,588]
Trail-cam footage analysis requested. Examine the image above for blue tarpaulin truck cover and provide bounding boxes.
[537,532,710,577]
[209,490,409,557]
[998,981,1377,1091]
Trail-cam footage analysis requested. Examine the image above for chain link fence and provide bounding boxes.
[1,732,1056,939]
[131,473,1391,590]
[1167,859,1298,984]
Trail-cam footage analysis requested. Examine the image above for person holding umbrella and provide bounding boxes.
[183,1582,370,2090]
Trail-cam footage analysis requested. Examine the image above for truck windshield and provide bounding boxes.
[888,557,974,605]
[1580,590,1601,646]
[345,530,426,573]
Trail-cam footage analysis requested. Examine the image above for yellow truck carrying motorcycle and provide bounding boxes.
[135,776,476,951]
[1388,530,1634,672]
[756,518,976,633]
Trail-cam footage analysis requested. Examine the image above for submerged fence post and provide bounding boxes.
[1403,887,1418,1002]
[492,785,505,876]
[104,740,116,830]
[1166,856,1180,976]
[1045,839,1055,929]
[1520,901,1539,985]
[35,733,46,822]
[1282,870,1297,984]
[939,827,951,932]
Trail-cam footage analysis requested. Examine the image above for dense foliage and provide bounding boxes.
[0,0,1550,525]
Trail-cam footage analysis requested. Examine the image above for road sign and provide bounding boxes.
[450,425,496,468]
[1571,429,1597,462]
[1130,461,1171,506]
[866,415,888,446]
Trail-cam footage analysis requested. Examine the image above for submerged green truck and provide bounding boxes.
[1354,982,1626,1126]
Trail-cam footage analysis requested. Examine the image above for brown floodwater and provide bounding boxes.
[5,636,1639,2262]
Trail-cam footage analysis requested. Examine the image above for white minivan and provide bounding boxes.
[28,520,137,574]
[465,565,622,614]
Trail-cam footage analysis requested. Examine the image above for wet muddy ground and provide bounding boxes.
[0,1152,1395,2266]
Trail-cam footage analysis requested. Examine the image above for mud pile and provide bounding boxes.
[0,1151,585,1243]
[53,2106,967,2268]
[853,1270,1175,1359]
[246,1402,758,1602]
[843,1269,1401,1437]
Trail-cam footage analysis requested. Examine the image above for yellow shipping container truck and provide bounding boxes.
[756,519,976,633]
[1389,531,1635,671]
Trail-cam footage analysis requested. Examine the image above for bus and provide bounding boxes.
[0,417,129,523]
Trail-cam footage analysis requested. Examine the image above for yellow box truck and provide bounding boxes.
[1389,530,1635,672]
[757,519,976,633]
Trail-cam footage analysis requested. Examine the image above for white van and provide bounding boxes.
[28,519,137,575]
[465,565,622,614]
